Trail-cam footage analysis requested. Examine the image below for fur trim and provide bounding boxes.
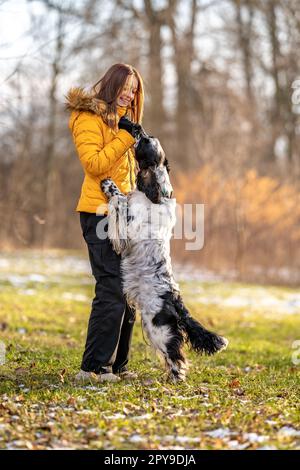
[64,87,119,128]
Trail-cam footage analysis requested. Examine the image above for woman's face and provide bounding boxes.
[117,75,138,107]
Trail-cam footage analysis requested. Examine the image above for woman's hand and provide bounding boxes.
[118,116,142,138]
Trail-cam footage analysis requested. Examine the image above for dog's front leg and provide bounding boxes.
[100,178,130,255]
[101,178,124,200]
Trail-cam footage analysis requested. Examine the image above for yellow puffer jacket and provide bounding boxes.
[65,87,137,214]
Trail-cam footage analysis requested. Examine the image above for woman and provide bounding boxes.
[65,63,145,383]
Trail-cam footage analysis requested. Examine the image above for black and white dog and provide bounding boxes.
[101,131,228,382]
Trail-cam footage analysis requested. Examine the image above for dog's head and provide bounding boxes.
[134,133,173,204]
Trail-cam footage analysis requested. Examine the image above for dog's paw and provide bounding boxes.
[100,178,112,194]
[218,336,229,352]
[166,364,187,384]
[100,178,121,199]
[166,372,186,384]
[100,178,111,191]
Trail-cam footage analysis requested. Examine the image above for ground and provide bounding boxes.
[0,251,299,450]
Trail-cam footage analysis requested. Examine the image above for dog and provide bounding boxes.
[100,130,228,382]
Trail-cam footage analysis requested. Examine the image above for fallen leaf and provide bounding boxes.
[67,396,76,406]
[229,378,241,388]
[15,395,25,402]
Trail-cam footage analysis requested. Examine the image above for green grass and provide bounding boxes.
[0,252,299,450]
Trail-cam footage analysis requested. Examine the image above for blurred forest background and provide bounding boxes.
[0,0,299,284]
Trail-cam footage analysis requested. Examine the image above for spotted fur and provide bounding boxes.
[101,135,228,382]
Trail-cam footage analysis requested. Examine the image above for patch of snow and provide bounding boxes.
[0,253,91,276]
[5,275,26,287]
[62,292,89,302]
[128,434,145,443]
[258,445,278,450]
[173,436,201,443]
[197,289,300,315]
[79,385,108,392]
[153,434,201,444]
[105,413,127,420]
[28,274,47,283]
[19,289,36,295]
[228,440,249,450]
[205,428,232,439]
[6,440,27,449]
[17,328,27,334]
[158,445,186,450]
[131,413,152,420]
[244,433,269,443]
[278,426,300,437]
[173,263,224,282]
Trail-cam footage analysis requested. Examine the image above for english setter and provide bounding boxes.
[100,132,228,382]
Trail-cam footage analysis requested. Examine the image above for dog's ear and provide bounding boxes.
[164,158,170,173]
[137,169,162,204]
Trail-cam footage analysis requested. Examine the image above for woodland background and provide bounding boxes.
[1,0,300,284]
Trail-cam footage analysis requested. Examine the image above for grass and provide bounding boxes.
[0,251,299,450]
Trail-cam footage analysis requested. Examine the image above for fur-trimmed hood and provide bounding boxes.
[65,87,127,129]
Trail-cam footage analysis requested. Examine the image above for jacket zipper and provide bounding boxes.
[128,151,134,190]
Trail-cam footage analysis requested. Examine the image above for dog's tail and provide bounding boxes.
[174,295,228,355]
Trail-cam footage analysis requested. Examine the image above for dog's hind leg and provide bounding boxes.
[143,304,188,382]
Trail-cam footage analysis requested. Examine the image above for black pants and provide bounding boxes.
[79,212,136,374]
